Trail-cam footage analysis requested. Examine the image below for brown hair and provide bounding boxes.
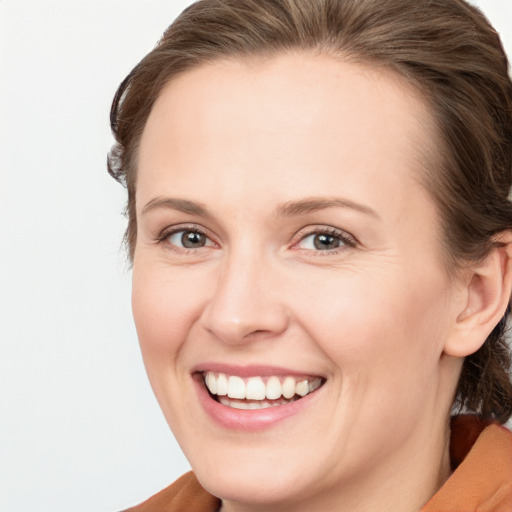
[108,0,512,423]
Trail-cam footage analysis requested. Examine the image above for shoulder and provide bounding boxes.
[422,415,512,511]
[123,472,221,512]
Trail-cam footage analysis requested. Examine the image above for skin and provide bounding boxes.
[131,53,512,512]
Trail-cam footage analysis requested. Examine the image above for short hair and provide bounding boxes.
[108,0,512,423]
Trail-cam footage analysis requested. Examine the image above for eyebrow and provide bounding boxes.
[141,195,379,219]
[276,197,379,218]
[141,197,212,218]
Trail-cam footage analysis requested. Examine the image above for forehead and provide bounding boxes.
[137,52,437,214]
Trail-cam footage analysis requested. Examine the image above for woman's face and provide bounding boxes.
[133,54,462,510]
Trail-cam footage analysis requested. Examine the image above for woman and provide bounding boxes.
[108,0,512,510]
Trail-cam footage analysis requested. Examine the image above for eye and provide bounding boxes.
[299,233,343,251]
[295,228,355,252]
[165,229,213,249]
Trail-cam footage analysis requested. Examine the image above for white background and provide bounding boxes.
[0,1,511,511]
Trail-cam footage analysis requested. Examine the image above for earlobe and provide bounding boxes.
[444,232,512,358]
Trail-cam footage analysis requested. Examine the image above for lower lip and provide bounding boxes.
[194,376,322,431]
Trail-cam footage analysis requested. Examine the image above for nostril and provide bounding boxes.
[244,329,270,339]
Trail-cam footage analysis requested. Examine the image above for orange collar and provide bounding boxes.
[422,415,512,511]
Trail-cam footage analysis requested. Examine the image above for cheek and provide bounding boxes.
[130,263,214,430]
[292,267,451,383]
[131,263,208,358]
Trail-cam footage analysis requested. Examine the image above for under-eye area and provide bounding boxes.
[199,372,325,410]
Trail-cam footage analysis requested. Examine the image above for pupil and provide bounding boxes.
[314,234,339,250]
[182,231,205,248]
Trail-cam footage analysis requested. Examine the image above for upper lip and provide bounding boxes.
[192,363,325,379]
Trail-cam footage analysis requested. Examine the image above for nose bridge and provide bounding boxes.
[200,244,288,344]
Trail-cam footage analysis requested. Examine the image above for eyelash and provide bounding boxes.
[155,225,357,255]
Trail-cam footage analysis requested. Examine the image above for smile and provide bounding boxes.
[203,371,324,410]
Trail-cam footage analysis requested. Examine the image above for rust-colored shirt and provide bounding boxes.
[421,416,512,511]
[125,416,512,512]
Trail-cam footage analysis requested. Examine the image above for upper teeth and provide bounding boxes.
[204,372,322,401]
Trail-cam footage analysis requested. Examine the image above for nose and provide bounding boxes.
[200,251,289,345]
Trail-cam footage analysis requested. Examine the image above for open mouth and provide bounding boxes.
[201,371,325,410]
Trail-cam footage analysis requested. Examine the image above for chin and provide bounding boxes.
[192,457,318,508]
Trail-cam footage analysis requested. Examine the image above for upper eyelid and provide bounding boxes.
[292,225,358,246]
[159,223,211,238]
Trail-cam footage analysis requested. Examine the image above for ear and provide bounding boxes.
[444,231,512,358]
